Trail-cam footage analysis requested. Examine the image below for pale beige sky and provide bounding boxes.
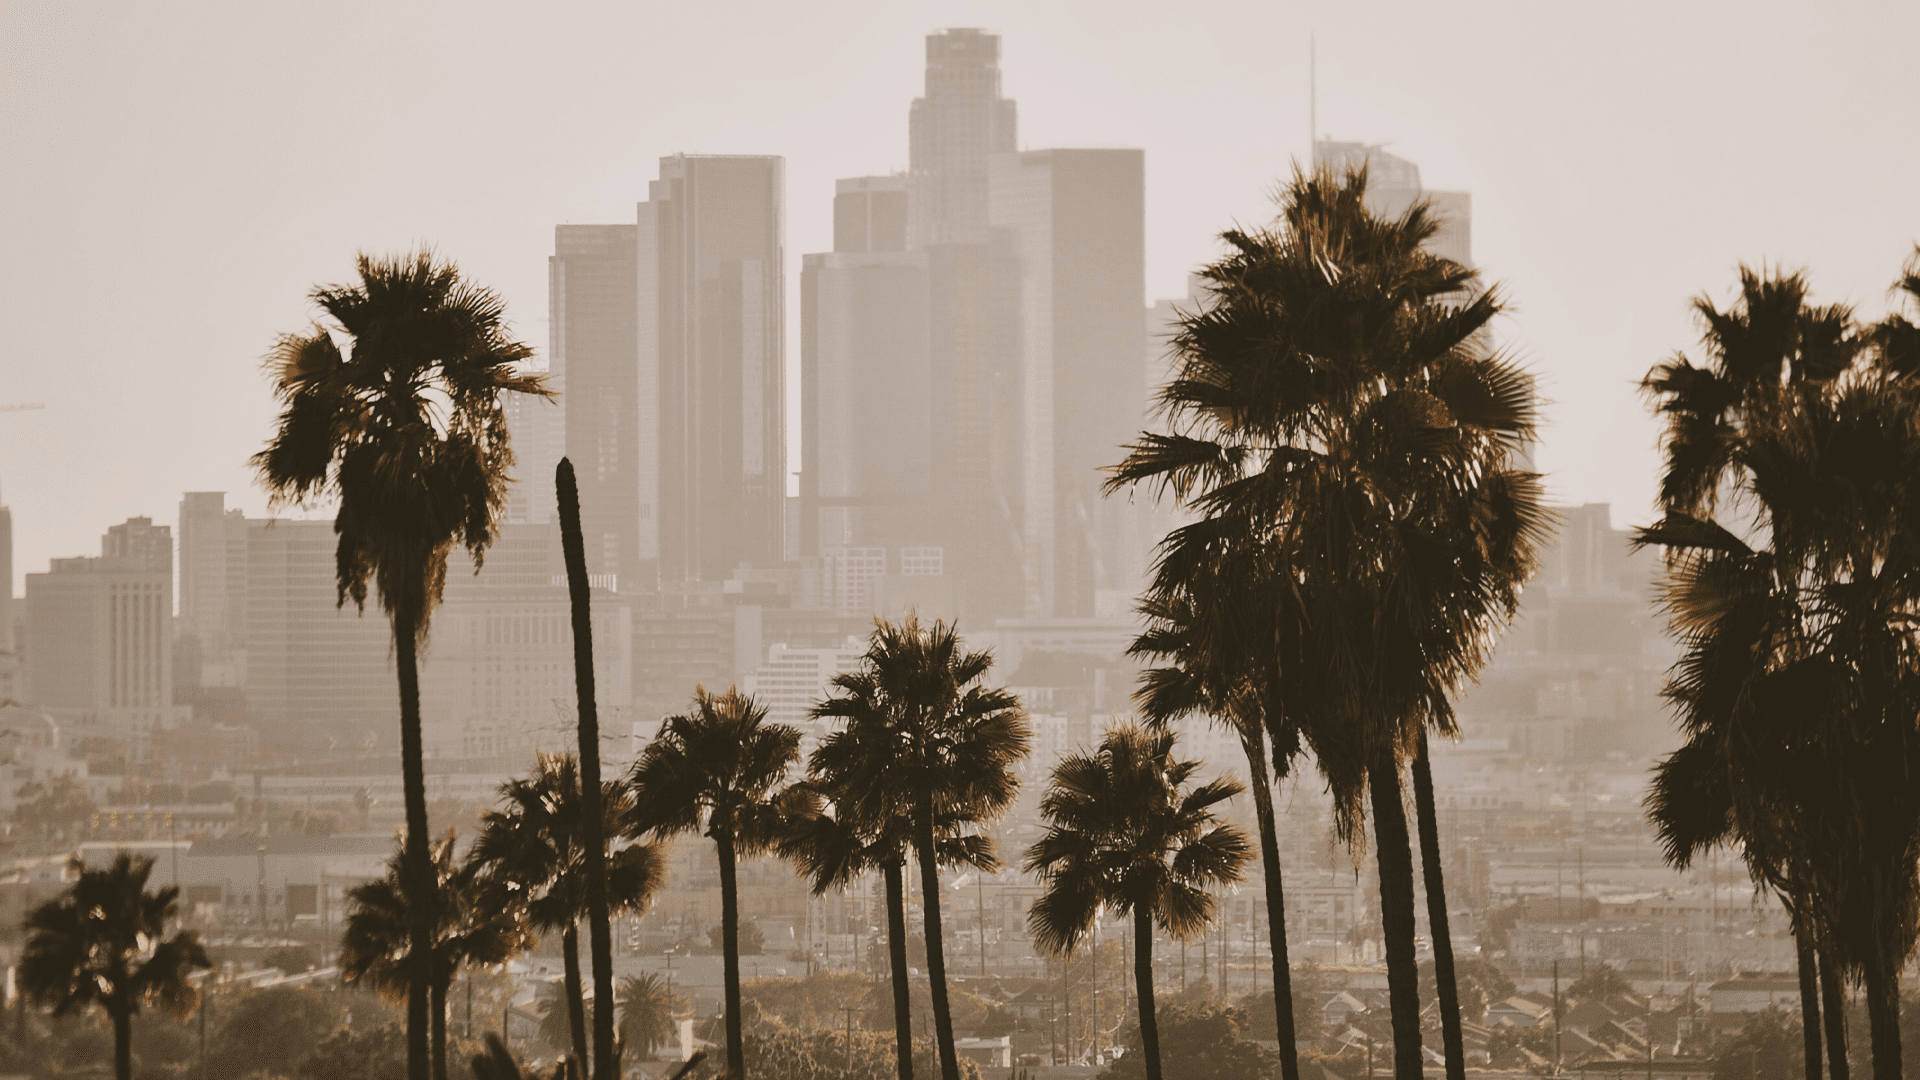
[3,0,1917,595]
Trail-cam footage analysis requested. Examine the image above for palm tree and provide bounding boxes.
[1639,263,1920,1080]
[20,853,210,1080]
[1107,165,1546,1079]
[553,458,619,1080]
[471,753,665,1072]
[616,973,685,1061]
[811,614,1031,1080]
[628,686,803,1079]
[1131,579,1305,1080]
[340,831,528,1080]
[253,250,545,1080]
[1024,723,1251,1080]
[779,783,997,1080]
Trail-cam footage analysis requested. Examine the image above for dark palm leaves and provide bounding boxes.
[470,752,664,935]
[339,832,526,999]
[628,686,804,848]
[20,853,209,1020]
[1024,723,1250,955]
[251,250,547,636]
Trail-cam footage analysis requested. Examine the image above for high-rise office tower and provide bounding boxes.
[909,28,1018,249]
[24,517,181,757]
[551,224,641,585]
[640,154,787,584]
[988,148,1147,618]
[177,492,250,688]
[800,176,931,556]
[0,489,12,656]
[1313,140,1471,266]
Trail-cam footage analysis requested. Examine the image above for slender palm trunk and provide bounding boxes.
[1863,951,1901,1080]
[1819,946,1850,1080]
[1243,732,1300,1080]
[395,613,434,1080]
[884,856,915,1080]
[112,1002,131,1080]
[914,809,961,1080]
[432,978,449,1080]
[1796,929,1823,1080]
[558,460,617,1080]
[1411,732,1465,1080]
[717,825,745,1079]
[1368,750,1424,1080]
[1133,906,1163,1080]
[563,923,590,1070]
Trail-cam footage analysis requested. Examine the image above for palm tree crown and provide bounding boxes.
[20,853,211,1080]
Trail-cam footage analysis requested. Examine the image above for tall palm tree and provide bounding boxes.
[20,853,210,1080]
[253,250,545,1080]
[1107,165,1547,1079]
[471,753,665,1072]
[811,614,1031,1080]
[1131,580,1305,1080]
[554,458,619,1080]
[1639,264,1920,1080]
[340,831,529,1080]
[628,686,803,1079]
[1025,723,1251,1080]
[617,972,685,1061]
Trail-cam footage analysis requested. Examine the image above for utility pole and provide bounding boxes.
[840,1005,858,1073]
[978,873,987,977]
[1553,959,1563,1076]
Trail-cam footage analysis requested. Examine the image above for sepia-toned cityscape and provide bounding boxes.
[3,12,1918,1080]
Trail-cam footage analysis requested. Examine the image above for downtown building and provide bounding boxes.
[553,155,788,594]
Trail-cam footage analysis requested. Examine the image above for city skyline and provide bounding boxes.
[5,2,1916,598]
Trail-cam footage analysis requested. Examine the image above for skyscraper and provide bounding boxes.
[800,176,932,559]
[1313,139,1471,266]
[908,28,1018,249]
[551,224,641,585]
[988,148,1147,617]
[640,153,787,584]
[177,492,250,689]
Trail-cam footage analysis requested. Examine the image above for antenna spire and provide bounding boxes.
[1309,33,1318,155]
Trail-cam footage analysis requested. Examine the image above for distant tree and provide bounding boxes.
[1096,1004,1278,1080]
[19,853,210,1080]
[254,250,546,1080]
[11,775,96,841]
[617,972,687,1061]
[711,918,766,956]
[298,1022,410,1080]
[263,943,320,974]
[1565,962,1632,1003]
[204,985,344,1079]
[1713,1007,1802,1080]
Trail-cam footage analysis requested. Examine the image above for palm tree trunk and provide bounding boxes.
[1368,749,1424,1080]
[1410,732,1465,1080]
[1796,929,1823,1080]
[913,809,961,1080]
[1132,906,1163,1080]
[112,1002,131,1080]
[1862,951,1901,1080]
[717,824,745,1079]
[1243,733,1300,1080]
[558,459,618,1080]
[563,923,590,1071]
[432,978,450,1080]
[1819,945,1850,1080]
[395,610,434,1080]
[884,855,915,1080]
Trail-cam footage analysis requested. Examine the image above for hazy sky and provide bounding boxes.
[4,0,1916,597]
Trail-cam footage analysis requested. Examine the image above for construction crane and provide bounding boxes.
[0,403,46,414]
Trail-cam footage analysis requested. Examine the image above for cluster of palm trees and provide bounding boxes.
[1106,165,1551,1080]
[1639,255,1920,1080]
